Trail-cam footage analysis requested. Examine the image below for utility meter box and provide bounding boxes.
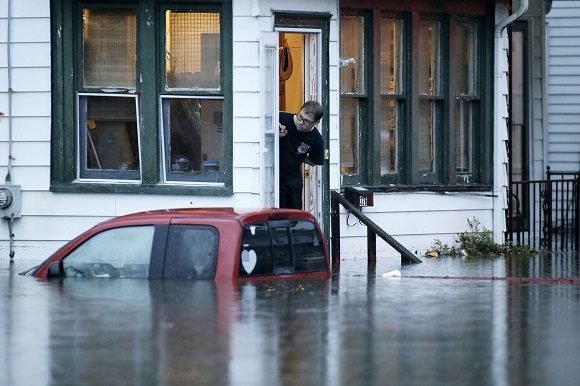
[0,185,22,219]
[345,186,374,209]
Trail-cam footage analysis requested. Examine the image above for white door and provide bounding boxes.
[261,32,279,208]
[302,33,322,220]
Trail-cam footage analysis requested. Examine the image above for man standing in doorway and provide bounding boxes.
[278,101,325,209]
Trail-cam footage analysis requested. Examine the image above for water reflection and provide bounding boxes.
[1,256,580,386]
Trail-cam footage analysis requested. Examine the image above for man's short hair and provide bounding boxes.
[300,101,324,121]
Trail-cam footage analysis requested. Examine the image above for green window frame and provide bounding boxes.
[50,0,232,195]
[340,3,492,189]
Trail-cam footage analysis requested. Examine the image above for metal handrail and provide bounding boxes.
[330,190,422,272]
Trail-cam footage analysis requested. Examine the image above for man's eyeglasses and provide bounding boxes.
[297,113,315,126]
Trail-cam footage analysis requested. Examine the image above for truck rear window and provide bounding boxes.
[239,219,327,276]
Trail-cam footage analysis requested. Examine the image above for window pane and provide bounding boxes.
[456,21,478,95]
[340,98,360,175]
[63,226,154,278]
[380,99,398,175]
[240,223,273,275]
[80,95,140,173]
[162,98,224,183]
[340,16,365,94]
[164,225,218,280]
[455,20,479,180]
[418,20,441,95]
[165,10,221,90]
[291,221,326,272]
[239,220,326,276]
[418,100,438,173]
[455,100,474,176]
[380,18,404,95]
[83,8,136,88]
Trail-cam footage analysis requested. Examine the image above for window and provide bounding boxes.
[161,9,225,183]
[339,15,365,182]
[340,3,490,188]
[79,8,140,180]
[163,225,218,279]
[239,220,327,277]
[453,19,480,184]
[379,17,404,178]
[51,1,232,194]
[63,226,155,278]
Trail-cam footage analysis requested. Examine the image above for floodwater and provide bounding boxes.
[2,253,580,386]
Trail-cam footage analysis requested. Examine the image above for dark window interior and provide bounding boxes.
[239,220,326,277]
[163,225,218,279]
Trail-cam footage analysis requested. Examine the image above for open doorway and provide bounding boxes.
[278,31,322,219]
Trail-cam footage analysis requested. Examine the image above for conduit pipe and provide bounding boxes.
[5,0,14,183]
[492,0,528,243]
[4,0,16,260]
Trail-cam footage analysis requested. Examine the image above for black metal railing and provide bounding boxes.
[507,168,579,251]
[330,191,422,272]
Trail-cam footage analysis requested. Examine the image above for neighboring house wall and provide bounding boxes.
[546,0,580,172]
[0,0,340,260]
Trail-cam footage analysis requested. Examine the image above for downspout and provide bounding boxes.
[495,0,529,36]
[492,0,528,243]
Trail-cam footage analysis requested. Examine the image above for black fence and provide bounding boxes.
[507,168,579,251]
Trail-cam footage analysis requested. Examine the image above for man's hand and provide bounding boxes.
[279,123,288,138]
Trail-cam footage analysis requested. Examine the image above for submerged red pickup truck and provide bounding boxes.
[26,208,330,281]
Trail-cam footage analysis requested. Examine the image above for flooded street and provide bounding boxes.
[2,254,580,386]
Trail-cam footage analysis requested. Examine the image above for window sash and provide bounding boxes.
[416,99,441,176]
[418,19,442,97]
[340,13,367,184]
[340,15,366,95]
[380,17,404,95]
[78,94,142,181]
[160,96,225,184]
[453,19,480,184]
[82,7,137,90]
[379,97,400,176]
[339,97,362,176]
[163,7,222,92]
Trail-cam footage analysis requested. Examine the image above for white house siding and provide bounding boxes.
[546,0,580,172]
[338,193,494,259]
[0,0,340,261]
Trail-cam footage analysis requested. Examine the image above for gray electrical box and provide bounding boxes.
[0,185,22,219]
